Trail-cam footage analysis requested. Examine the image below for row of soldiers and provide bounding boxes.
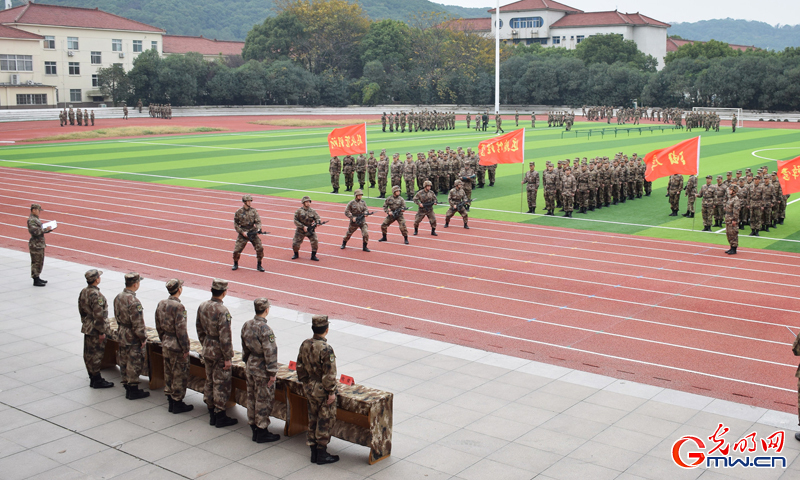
[59,108,94,127]
[547,112,574,129]
[328,147,496,199]
[150,103,173,119]
[523,154,651,216]
[381,110,455,132]
[78,270,343,463]
[685,111,721,132]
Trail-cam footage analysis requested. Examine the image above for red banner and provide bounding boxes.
[328,123,367,157]
[778,156,800,195]
[478,128,525,166]
[644,136,701,182]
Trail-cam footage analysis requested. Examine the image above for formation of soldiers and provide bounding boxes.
[547,111,575,130]
[685,111,721,132]
[59,108,94,127]
[149,103,173,119]
[582,106,731,131]
[381,110,454,132]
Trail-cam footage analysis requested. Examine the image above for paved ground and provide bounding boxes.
[1,246,799,480]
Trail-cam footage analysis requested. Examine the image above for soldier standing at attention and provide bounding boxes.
[232,194,265,272]
[683,174,697,218]
[522,162,539,214]
[487,163,497,187]
[400,111,406,133]
[724,185,741,255]
[667,174,684,216]
[381,112,387,132]
[242,298,281,443]
[495,112,504,134]
[123,104,128,120]
[384,154,397,198]
[698,175,716,231]
[531,111,536,128]
[68,107,75,125]
[562,167,577,217]
[388,112,394,132]
[341,189,370,252]
[413,181,438,236]
[737,178,750,229]
[576,163,590,214]
[342,155,355,192]
[713,175,727,227]
[114,272,150,400]
[329,156,341,194]
[415,154,431,191]
[59,109,65,127]
[83,109,89,127]
[444,180,469,229]
[543,163,557,215]
[80,269,114,389]
[137,98,143,113]
[643,158,652,196]
[515,110,519,127]
[355,154,367,190]
[90,110,95,126]
[155,278,194,414]
[379,185,409,244]
[297,315,340,465]
[28,204,52,287]
[394,111,400,132]
[403,154,416,200]
[76,107,83,126]
[732,113,737,133]
[197,278,238,428]
[367,151,378,188]
[466,112,471,129]
[748,175,764,236]
[293,196,322,261]
[476,158,486,189]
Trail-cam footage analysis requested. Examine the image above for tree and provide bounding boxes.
[206,63,239,105]
[127,49,163,104]
[664,39,741,64]
[360,19,411,67]
[576,34,658,72]
[158,53,208,106]
[242,12,308,64]
[97,64,131,106]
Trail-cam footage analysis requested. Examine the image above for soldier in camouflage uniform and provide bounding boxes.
[562,167,577,217]
[543,163,557,215]
[713,176,726,227]
[400,112,406,133]
[458,163,476,207]
[697,175,716,231]
[521,162,539,214]
[242,297,281,443]
[748,176,764,236]
[476,158,486,188]
[403,154,416,200]
[444,180,469,229]
[342,155,355,192]
[329,156,341,194]
[736,178,750,228]
[27,203,52,287]
[683,174,697,218]
[772,172,785,227]
[388,112,394,132]
[293,196,322,261]
[634,156,644,198]
[724,185,741,255]
[197,278,238,428]
[379,154,391,198]
[413,181,438,236]
[389,153,402,193]
[610,159,620,205]
[762,175,774,231]
[155,278,194,414]
[394,112,400,132]
[487,163,497,187]
[232,194,265,272]
[381,113,387,132]
[428,151,440,193]
[114,272,150,400]
[576,164,590,214]
[80,269,114,389]
[297,315,340,465]
[367,151,378,188]
[341,189,371,251]
[667,174,684,216]
[415,154,431,191]
[379,186,409,244]
[466,112,471,129]
[356,154,367,190]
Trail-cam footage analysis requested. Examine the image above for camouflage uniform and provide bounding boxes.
[376,154,389,198]
[389,156,402,192]
[413,184,438,233]
[196,281,234,413]
[342,155,355,191]
[522,164,539,213]
[402,157,416,200]
[487,163,497,187]
[576,166,590,211]
[713,178,726,226]
[445,182,469,227]
[415,157,431,191]
[543,166,557,213]
[793,332,800,425]
[114,279,147,387]
[697,178,716,230]
[684,175,697,216]
[342,193,370,245]
[380,187,409,241]
[428,153,440,193]
[27,208,46,279]
[562,171,577,215]
[381,113,387,132]
[329,156,341,192]
[296,315,338,449]
[667,174,684,215]
[79,270,108,378]
[458,166,476,203]
[725,188,741,250]
[293,198,322,256]
[356,154,367,189]
[155,280,191,402]
[241,299,278,431]
[476,160,486,188]
[367,152,378,188]
[233,198,264,267]
[588,164,599,210]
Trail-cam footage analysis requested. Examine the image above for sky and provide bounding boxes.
[430,0,800,25]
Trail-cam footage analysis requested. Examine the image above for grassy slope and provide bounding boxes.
[1,122,798,252]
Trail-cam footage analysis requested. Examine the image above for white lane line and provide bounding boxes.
[715,228,726,234]
[0,235,792,393]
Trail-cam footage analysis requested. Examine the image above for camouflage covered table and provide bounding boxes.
[103,320,392,464]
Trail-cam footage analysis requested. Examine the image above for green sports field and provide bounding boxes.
[2,121,800,252]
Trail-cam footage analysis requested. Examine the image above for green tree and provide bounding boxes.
[664,39,741,63]
[575,33,658,72]
[237,60,269,104]
[360,19,411,67]
[96,64,131,107]
[242,12,308,63]
[206,63,239,105]
[158,52,208,106]
[127,49,164,104]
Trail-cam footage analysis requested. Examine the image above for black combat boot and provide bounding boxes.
[403,236,409,245]
[316,446,340,465]
[464,223,469,229]
[33,277,46,287]
[341,240,347,249]
[548,210,554,216]
[378,194,385,198]
[256,261,265,272]
[532,208,536,214]
[362,242,370,252]
[780,218,784,225]
[563,211,569,217]
[669,210,677,216]
[168,396,174,412]
[527,208,533,213]
[749,229,756,236]
[589,206,595,211]
[378,234,388,242]
[490,182,494,187]
[255,428,281,443]
[407,195,412,201]
[215,409,238,428]
[682,211,690,217]
[444,219,450,228]
[690,212,695,218]
[359,183,365,190]
[370,183,376,188]
[431,228,437,236]
[702,226,711,232]
[208,406,216,426]
[414,226,419,236]
[763,225,770,232]
[90,373,114,389]
[753,229,760,236]
[727,246,737,255]
[292,251,299,259]
[310,445,318,463]
[310,251,319,261]
[172,400,194,414]
[231,262,238,271]
[126,384,150,400]
[250,424,257,441]
[605,202,610,207]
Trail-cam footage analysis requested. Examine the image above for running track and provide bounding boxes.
[1,166,799,413]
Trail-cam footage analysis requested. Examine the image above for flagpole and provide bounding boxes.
[521,128,525,214]
[494,0,500,116]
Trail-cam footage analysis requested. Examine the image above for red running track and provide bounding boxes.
[1,166,799,413]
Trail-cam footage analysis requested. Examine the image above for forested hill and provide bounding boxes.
[14,0,490,41]
[668,18,800,51]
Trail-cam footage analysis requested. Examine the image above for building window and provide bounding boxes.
[17,94,47,105]
[132,40,143,53]
[44,35,55,49]
[576,35,585,44]
[68,62,80,75]
[92,96,104,102]
[67,37,79,50]
[527,38,548,45]
[0,54,33,71]
[552,36,561,45]
[112,39,122,52]
[45,61,57,75]
[510,17,543,29]
[70,89,82,102]
[92,74,99,87]
[494,19,503,29]
[151,41,158,51]
[91,51,101,64]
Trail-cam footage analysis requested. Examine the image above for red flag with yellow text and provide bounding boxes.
[478,128,525,166]
[644,136,701,182]
[777,156,800,195]
[327,123,367,157]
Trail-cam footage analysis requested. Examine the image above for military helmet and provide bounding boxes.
[354,189,363,196]
[455,179,463,186]
[423,180,432,187]
[301,196,311,203]
[392,185,401,193]
[242,194,253,202]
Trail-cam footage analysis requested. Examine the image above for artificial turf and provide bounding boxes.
[2,121,799,253]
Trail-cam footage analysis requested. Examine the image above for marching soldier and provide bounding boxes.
[697,175,716,231]
[137,98,143,113]
[367,151,378,188]
[683,174,697,218]
[487,163,497,187]
[27,203,52,287]
[329,156,341,194]
[413,180,438,236]
[521,162,539,214]
[531,111,536,128]
[444,180,469,229]
[232,194,265,272]
[356,154,367,190]
[241,298,281,443]
[296,315,340,465]
[724,185,741,255]
[667,174,684,216]
[114,272,150,400]
[495,112,504,134]
[59,109,65,127]
[342,155,355,192]
[341,189,370,252]
[79,269,114,389]
[197,278,238,428]
[379,186,409,244]
[515,110,519,127]
[155,278,194,414]
[293,196,322,261]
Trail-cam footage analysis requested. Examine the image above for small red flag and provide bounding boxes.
[644,136,701,182]
[328,123,367,157]
[478,128,525,166]
[777,156,800,195]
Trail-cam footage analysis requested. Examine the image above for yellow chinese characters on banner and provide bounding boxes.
[478,129,525,166]
[328,124,367,157]
[644,136,700,182]
[329,134,364,149]
[777,156,800,195]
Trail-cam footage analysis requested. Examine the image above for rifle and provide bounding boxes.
[246,229,269,240]
[392,206,409,219]
[354,211,374,226]
[420,200,438,211]
[306,220,328,237]
[456,198,476,210]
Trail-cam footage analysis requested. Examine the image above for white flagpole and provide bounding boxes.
[495,0,500,116]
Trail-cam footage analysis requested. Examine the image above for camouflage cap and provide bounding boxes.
[85,269,103,282]
[717,175,723,180]
[242,194,253,202]
[254,297,270,311]
[125,272,144,283]
[529,161,535,166]
[392,185,401,193]
[30,203,42,211]
[736,170,742,174]
[312,315,329,328]
[455,179,463,186]
[369,150,374,154]
[166,278,183,294]
[727,171,732,175]
[354,189,363,196]
[729,185,739,193]
[772,171,778,176]
[301,196,312,203]
[423,180,432,187]
[211,278,228,291]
